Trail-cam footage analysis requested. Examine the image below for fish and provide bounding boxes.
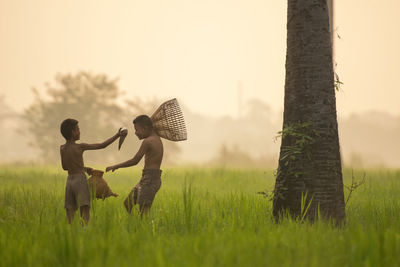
[118,127,128,150]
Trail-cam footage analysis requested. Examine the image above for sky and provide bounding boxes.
[0,0,399,118]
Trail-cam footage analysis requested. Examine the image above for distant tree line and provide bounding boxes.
[24,72,180,165]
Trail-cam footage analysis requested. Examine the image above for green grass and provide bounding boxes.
[0,166,400,267]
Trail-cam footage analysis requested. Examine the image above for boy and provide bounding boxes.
[106,115,163,216]
[60,118,122,225]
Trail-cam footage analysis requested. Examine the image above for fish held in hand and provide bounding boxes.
[118,127,128,150]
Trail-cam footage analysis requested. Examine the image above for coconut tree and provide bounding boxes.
[272,0,345,223]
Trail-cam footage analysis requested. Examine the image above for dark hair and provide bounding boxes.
[133,115,153,129]
[60,118,78,140]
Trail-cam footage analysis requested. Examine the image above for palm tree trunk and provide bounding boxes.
[272,0,345,223]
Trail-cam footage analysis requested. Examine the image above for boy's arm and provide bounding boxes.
[105,140,149,172]
[60,146,67,171]
[84,167,93,175]
[80,130,121,151]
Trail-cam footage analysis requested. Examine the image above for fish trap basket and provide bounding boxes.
[88,170,118,200]
[151,98,187,141]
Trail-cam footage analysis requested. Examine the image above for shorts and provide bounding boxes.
[64,173,91,210]
[126,169,162,208]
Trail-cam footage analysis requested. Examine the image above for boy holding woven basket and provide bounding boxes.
[106,98,187,216]
[106,115,163,216]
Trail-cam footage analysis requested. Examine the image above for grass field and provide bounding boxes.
[1,166,400,267]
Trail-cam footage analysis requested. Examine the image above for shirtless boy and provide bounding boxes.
[60,118,122,225]
[106,115,163,216]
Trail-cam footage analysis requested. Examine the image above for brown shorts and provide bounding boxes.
[64,173,91,210]
[126,169,162,209]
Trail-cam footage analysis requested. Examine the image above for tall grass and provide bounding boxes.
[0,166,399,266]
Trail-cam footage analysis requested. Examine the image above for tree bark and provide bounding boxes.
[272,0,345,223]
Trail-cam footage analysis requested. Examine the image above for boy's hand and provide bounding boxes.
[84,167,93,175]
[118,127,127,137]
[117,128,123,137]
[106,165,118,172]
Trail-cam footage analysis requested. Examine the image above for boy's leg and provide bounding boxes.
[65,176,76,224]
[123,197,133,213]
[73,173,91,225]
[80,205,90,225]
[124,192,134,213]
[66,208,75,224]
[137,175,161,218]
[137,184,161,217]
[139,203,151,217]
[124,186,138,214]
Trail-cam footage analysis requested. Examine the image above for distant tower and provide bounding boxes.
[237,80,243,119]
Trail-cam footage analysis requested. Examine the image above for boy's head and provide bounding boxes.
[60,118,80,141]
[133,115,153,140]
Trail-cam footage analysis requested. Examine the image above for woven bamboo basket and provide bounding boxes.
[88,170,118,199]
[151,98,187,141]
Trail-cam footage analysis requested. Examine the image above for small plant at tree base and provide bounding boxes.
[344,170,366,207]
[300,192,314,223]
[271,122,319,202]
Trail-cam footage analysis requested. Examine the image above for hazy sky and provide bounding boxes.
[1,0,399,118]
